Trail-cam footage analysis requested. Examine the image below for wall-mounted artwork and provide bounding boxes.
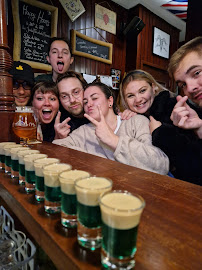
[153,27,170,59]
[95,4,116,35]
[59,0,85,22]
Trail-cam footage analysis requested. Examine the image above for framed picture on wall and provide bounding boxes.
[153,27,170,59]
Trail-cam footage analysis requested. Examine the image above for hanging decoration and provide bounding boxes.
[95,4,116,35]
[59,0,85,22]
[161,0,188,21]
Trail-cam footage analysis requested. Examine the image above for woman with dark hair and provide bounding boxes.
[31,81,59,142]
[53,82,169,175]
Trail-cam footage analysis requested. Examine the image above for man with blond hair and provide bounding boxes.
[150,36,202,185]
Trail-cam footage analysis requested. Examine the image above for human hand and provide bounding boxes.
[171,96,202,137]
[149,116,162,133]
[54,111,71,139]
[84,105,119,149]
[119,109,136,120]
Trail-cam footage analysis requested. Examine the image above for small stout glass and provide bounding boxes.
[0,142,16,171]
[17,149,40,185]
[75,177,113,250]
[24,154,48,193]
[59,170,91,228]
[4,145,22,175]
[10,146,26,179]
[34,157,60,202]
[43,163,72,214]
[99,190,145,270]
[12,106,37,146]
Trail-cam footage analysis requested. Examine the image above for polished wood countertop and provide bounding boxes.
[0,142,201,270]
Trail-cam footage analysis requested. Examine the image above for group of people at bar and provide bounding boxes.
[9,36,202,186]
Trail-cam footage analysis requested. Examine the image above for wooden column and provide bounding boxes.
[0,0,15,142]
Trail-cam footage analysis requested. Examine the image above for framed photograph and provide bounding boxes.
[153,27,170,59]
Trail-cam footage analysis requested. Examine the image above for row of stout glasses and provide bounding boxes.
[0,141,145,269]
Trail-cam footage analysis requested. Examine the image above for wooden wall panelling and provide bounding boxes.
[135,4,180,90]
[7,0,127,77]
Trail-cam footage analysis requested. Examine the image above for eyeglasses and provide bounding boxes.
[60,88,82,103]
[13,81,32,90]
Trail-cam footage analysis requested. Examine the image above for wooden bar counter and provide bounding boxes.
[0,142,201,270]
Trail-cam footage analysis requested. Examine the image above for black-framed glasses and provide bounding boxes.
[13,80,32,90]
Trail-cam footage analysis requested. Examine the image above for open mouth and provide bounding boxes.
[42,108,53,120]
[57,61,64,72]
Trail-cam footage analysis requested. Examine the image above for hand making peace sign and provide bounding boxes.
[84,105,119,150]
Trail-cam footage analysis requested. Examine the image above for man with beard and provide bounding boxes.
[54,71,89,139]
[10,61,34,106]
[150,36,202,185]
[35,37,74,83]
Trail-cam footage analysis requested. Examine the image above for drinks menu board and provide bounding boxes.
[12,0,58,71]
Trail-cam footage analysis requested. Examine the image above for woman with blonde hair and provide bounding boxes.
[120,69,176,123]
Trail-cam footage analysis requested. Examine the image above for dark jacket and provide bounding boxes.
[150,91,202,185]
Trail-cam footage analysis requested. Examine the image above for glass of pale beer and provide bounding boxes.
[34,157,60,202]
[43,163,72,214]
[59,170,91,228]
[12,106,37,145]
[75,177,112,250]
[99,190,145,270]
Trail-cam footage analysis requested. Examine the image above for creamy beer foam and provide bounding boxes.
[24,154,47,171]
[76,177,112,206]
[4,145,22,157]
[59,170,91,195]
[11,146,24,160]
[100,192,145,230]
[0,142,16,155]
[43,163,72,187]
[34,158,60,177]
[18,150,40,164]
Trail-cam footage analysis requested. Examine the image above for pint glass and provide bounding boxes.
[59,170,91,228]
[43,163,72,214]
[18,149,40,185]
[34,157,60,202]
[24,154,48,193]
[75,177,112,250]
[99,190,145,269]
[0,142,16,171]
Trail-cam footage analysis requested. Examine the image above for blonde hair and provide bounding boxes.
[168,36,202,80]
[120,69,167,109]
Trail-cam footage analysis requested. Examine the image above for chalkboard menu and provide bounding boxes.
[12,0,58,71]
[19,1,51,64]
[71,30,113,64]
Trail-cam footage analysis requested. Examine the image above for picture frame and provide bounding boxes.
[12,0,58,71]
[95,4,116,35]
[71,30,113,64]
[153,27,170,59]
[59,0,85,22]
